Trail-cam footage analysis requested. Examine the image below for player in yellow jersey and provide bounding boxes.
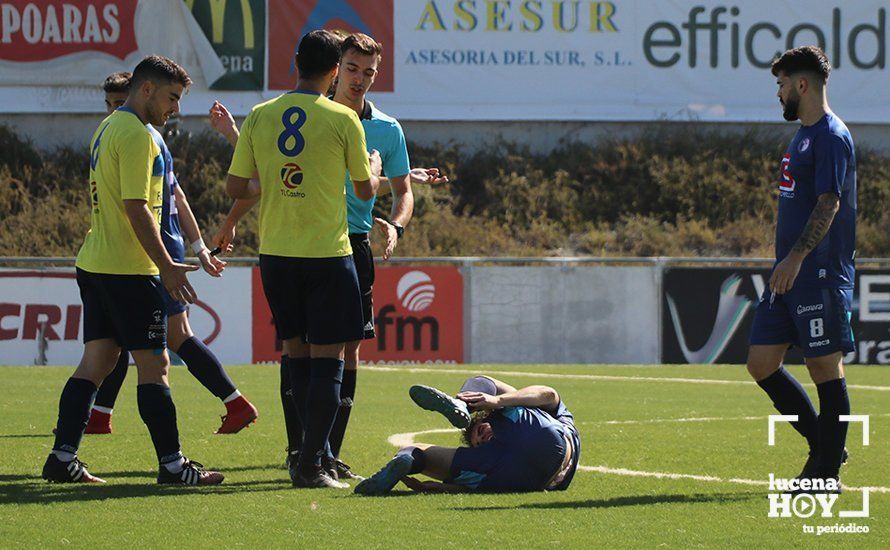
[42,56,224,486]
[227,29,379,489]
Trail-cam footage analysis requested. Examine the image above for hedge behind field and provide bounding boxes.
[1,123,888,259]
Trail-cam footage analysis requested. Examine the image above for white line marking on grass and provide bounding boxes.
[389,429,890,495]
[363,365,890,392]
[579,466,890,494]
[585,416,766,426]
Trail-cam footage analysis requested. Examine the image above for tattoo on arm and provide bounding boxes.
[791,194,840,255]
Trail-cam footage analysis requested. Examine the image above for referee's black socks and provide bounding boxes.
[328,368,356,458]
[137,383,183,470]
[757,367,819,451]
[52,377,97,457]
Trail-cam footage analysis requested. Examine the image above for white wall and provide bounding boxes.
[467,266,659,364]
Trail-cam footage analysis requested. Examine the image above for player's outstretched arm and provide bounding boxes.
[123,199,198,304]
[458,385,559,411]
[377,167,448,195]
[769,192,840,295]
[174,185,225,277]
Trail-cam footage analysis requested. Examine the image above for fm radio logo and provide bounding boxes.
[397,271,436,312]
[268,0,394,91]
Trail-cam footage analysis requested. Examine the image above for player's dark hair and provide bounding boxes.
[341,33,383,58]
[130,55,192,90]
[461,411,492,447]
[296,29,343,80]
[102,71,131,94]
[771,46,831,83]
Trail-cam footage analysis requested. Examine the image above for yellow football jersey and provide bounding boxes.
[229,91,372,258]
[76,108,164,275]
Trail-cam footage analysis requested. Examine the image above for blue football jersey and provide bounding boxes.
[775,112,856,288]
[148,126,185,263]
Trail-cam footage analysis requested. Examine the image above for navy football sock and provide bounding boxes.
[757,367,819,451]
[177,336,236,401]
[815,378,850,478]
[94,353,128,410]
[280,355,304,452]
[328,368,356,458]
[285,356,312,426]
[137,383,182,466]
[52,378,98,455]
[297,358,343,474]
[396,446,427,475]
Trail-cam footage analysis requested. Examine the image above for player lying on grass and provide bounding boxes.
[355,376,580,494]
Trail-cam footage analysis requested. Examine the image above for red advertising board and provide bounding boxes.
[252,266,463,364]
[0,1,138,61]
[267,0,394,91]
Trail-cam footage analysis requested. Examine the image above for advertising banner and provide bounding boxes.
[251,265,464,364]
[3,1,890,122]
[0,268,252,365]
[185,0,265,90]
[662,268,890,365]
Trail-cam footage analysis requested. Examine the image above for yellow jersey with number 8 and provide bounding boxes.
[76,108,164,275]
[228,91,371,258]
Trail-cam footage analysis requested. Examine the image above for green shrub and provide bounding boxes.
[1,123,888,259]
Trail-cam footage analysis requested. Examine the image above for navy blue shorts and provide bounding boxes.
[76,267,167,350]
[160,285,188,317]
[349,233,376,340]
[259,254,364,345]
[450,423,568,492]
[749,286,854,357]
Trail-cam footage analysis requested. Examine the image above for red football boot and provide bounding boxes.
[215,396,258,434]
[84,409,113,434]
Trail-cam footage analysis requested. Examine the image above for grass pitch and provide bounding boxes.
[0,363,887,548]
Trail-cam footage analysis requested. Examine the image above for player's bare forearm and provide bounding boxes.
[389,174,414,226]
[791,193,840,258]
[352,176,378,201]
[226,174,253,199]
[123,200,174,270]
[496,386,560,409]
[479,376,518,395]
[225,196,259,226]
[173,186,202,246]
[377,176,392,195]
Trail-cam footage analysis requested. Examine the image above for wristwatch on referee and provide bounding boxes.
[390,221,404,239]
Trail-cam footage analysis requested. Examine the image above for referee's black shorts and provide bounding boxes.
[76,267,167,350]
[350,233,376,340]
[259,254,364,345]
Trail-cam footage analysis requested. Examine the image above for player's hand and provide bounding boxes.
[369,149,383,177]
[160,262,199,304]
[197,249,226,277]
[769,253,803,295]
[456,391,502,411]
[409,167,448,185]
[209,101,237,142]
[401,477,461,493]
[211,223,236,255]
[373,217,397,261]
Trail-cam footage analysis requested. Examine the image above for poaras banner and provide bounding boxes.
[0,0,889,121]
